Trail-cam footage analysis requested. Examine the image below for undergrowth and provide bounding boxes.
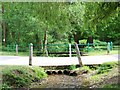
[1,66,47,89]
[97,61,118,74]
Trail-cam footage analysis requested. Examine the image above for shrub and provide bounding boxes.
[79,39,107,45]
[79,40,87,44]
[68,65,76,70]
[32,67,47,80]
[80,66,91,72]
[97,61,118,74]
[2,83,11,90]
[47,41,68,53]
[89,65,99,70]
[93,40,107,45]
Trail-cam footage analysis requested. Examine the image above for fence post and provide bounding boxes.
[16,44,18,56]
[69,44,72,57]
[29,43,33,66]
[74,42,83,67]
[107,42,110,54]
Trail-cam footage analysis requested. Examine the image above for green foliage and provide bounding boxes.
[80,66,91,72]
[68,64,76,70]
[1,83,11,90]
[2,2,120,53]
[103,84,120,89]
[79,39,107,45]
[114,41,120,45]
[97,61,118,74]
[79,40,87,44]
[47,43,68,53]
[93,40,107,45]
[32,67,47,80]
[1,66,47,88]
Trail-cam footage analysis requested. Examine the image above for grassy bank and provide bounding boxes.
[0,65,47,90]
[81,61,119,88]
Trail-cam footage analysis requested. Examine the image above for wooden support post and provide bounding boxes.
[16,44,18,56]
[74,42,83,66]
[29,43,33,66]
[69,44,72,57]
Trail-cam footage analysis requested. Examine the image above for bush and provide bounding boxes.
[32,67,47,80]
[103,84,120,88]
[1,66,47,89]
[68,65,76,70]
[79,40,87,44]
[79,39,107,45]
[97,61,118,74]
[47,43,68,53]
[80,66,91,72]
[2,83,11,90]
[93,40,107,45]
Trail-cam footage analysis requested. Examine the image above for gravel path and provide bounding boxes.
[0,54,118,66]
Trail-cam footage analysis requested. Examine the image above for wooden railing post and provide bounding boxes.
[29,43,33,66]
[74,42,83,66]
[69,44,72,57]
[16,44,18,56]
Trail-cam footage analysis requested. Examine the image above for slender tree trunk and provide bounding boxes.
[35,34,42,52]
[11,32,15,42]
[35,34,39,49]
[17,32,20,44]
[43,30,48,57]
[2,4,6,47]
[73,32,79,44]
[2,22,6,47]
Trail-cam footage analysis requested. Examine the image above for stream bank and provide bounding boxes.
[30,66,119,89]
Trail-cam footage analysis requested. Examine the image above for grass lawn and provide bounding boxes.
[0,51,29,56]
[87,49,118,56]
